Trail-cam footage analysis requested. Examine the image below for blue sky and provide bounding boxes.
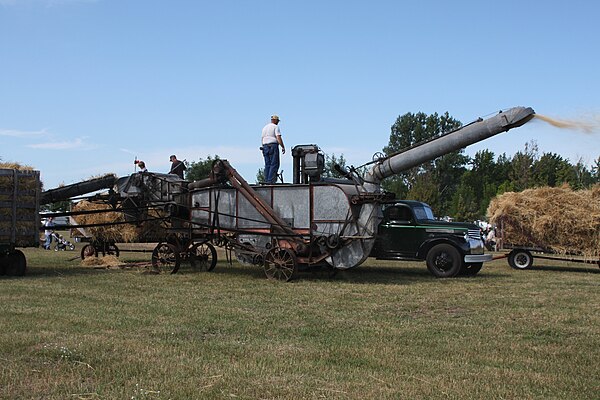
[1,0,599,189]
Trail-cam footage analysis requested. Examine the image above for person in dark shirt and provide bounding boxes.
[169,155,186,179]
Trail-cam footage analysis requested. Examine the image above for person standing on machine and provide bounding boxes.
[261,114,286,183]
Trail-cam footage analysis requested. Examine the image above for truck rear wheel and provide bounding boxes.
[426,244,462,278]
[508,249,533,270]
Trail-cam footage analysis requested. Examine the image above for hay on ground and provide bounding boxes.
[81,254,123,267]
[487,184,600,258]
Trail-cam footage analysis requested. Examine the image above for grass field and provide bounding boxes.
[1,244,599,399]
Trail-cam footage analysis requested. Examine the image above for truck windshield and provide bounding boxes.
[413,205,435,221]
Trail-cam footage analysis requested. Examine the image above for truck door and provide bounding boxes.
[377,205,419,258]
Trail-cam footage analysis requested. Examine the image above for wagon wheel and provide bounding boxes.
[101,243,120,258]
[151,243,180,274]
[80,244,97,259]
[263,248,297,282]
[189,242,217,271]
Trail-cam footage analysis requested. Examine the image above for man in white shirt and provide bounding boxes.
[261,114,286,183]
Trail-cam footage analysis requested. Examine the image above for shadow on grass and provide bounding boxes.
[190,261,511,285]
[518,265,600,274]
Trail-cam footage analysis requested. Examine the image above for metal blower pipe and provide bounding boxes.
[368,106,535,183]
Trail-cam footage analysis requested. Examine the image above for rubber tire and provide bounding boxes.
[189,242,218,271]
[426,244,463,278]
[508,250,533,270]
[461,262,483,276]
[5,250,27,276]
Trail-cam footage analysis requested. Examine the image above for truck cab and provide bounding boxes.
[371,200,491,277]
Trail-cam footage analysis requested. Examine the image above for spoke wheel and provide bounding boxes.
[80,244,97,259]
[263,248,297,282]
[190,242,217,271]
[102,243,120,257]
[151,243,180,274]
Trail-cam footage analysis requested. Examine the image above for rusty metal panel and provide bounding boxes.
[238,188,269,229]
[272,186,310,229]
[312,185,351,221]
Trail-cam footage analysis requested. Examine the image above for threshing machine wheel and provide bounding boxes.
[189,242,217,271]
[151,243,180,274]
[263,248,297,282]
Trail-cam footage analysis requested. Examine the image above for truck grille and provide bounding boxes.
[468,229,482,240]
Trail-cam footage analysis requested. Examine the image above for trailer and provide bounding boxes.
[496,245,600,270]
[0,168,41,276]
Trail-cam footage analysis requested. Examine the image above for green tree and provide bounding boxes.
[592,156,600,183]
[449,179,478,222]
[185,155,220,181]
[532,152,568,187]
[256,168,265,183]
[509,141,538,191]
[406,174,440,212]
[382,111,464,215]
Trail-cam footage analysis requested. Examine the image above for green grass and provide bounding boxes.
[1,245,599,399]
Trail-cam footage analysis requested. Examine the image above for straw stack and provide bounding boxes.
[487,184,600,257]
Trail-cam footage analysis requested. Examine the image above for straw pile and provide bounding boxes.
[487,184,600,257]
[81,254,124,267]
[0,164,40,247]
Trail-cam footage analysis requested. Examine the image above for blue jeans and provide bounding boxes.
[262,143,280,184]
[44,233,52,250]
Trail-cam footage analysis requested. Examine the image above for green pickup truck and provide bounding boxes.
[371,200,492,277]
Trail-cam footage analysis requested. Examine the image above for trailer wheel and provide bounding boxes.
[190,242,217,271]
[508,250,533,270]
[461,262,483,276]
[5,250,26,276]
[263,248,297,282]
[151,243,180,274]
[426,244,462,278]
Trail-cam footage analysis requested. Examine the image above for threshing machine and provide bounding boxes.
[40,106,535,280]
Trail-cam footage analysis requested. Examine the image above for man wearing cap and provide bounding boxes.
[261,114,286,184]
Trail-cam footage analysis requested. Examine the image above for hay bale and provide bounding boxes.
[72,201,138,242]
[487,184,600,257]
[0,167,40,247]
[72,200,168,243]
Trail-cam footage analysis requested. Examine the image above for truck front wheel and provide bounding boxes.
[426,244,462,278]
